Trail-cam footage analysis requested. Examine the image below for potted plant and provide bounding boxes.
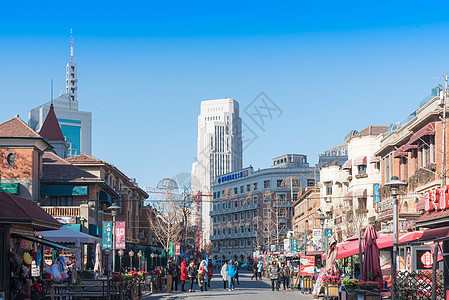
[357,281,381,300]
[323,276,340,297]
[341,278,358,300]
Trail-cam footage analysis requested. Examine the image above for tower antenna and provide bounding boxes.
[51,79,53,105]
[70,28,73,63]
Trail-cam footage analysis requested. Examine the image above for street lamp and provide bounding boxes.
[317,212,328,252]
[118,249,124,274]
[384,176,407,300]
[151,253,155,269]
[129,250,135,271]
[137,250,143,271]
[104,249,111,300]
[107,203,121,273]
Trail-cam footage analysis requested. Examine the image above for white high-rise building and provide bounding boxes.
[192,98,243,244]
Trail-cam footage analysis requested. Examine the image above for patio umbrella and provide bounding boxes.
[93,242,103,278]
[362,225,382,288]
[325,235,339,276]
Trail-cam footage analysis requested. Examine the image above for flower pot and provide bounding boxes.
[324,283,339,296]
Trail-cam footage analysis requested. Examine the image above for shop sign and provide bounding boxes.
[175,243,181,255]
[284,239,291,254]
[217,170,249,184]
[420,251,433,268]
[300,255,315,276]
[102,222,113,249]
[115,221,126,249]
[424,185,449,212]
[291,238,298,253]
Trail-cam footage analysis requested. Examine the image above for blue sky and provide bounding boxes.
[1,1,449,189]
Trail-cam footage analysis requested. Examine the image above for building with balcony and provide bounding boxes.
[209,155,318,262]
[292,186,320,251]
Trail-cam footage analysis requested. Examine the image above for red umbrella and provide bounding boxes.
[362,225,382,288]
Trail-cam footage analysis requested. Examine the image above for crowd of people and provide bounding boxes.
[252,259,291,291]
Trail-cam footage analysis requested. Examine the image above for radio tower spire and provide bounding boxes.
[70,28,73,63]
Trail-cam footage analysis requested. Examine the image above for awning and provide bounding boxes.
[369,156,380,164]
[344,191,353,201]
[354,189,367,198]
[37,226,101,244]
[416,209,449,228]
[40,185,88,196]
[415,226,449,243]
[12,233,75,250]
[409,122,436,145]
[393,146,407,158]
[342,159,352,170]
[353,156,367,166]
[404,140,418,152]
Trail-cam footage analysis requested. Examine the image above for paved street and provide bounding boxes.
[143,271,314,300]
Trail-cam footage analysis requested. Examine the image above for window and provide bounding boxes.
[307,179,315,187]
[247,211,251,219]
[217,229,221,235]
[358,165,367,175]
[213,229,216,235]
[358,198,367,211]
[263,193,271,203]
[234,187,238,194]
[240,186,244,193]
[247,184,250,192]
[253,195,258,202]
[217,203,221,210]
[278,193,286,201]
[234,228,238,233]
[325,182,332,195]
[241,227,244,233]
[234,200,238,208]
[253,183,257,190]
[277,180,283,187]
[253,211,257,218]
[264,180,270,189]
[235,214,238,221]
[263,208,270,218]
[240,239,244,247]
[241,212,245,220]
[247,239,251,247]
[222,216,226,222]
[228,215,231,221]
[400,157,408,181]
[240,198,244,206]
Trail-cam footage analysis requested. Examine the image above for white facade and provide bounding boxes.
[191,98,243,244]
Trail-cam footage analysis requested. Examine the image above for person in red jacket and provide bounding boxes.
[207,262,213,288]
[180,261,188,292]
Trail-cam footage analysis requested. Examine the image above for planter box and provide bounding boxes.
[324,283,339,296]
[356,290,380,300]
[341,289,357,300]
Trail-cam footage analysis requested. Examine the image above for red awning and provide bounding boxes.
[344,191,353,201]
[342,159,352,170]
[404,140,418,152]
[354,189,367,198]
[353,156,367,166]
[393,146,407,158]
[336,231,423,260]
[409,122,436,145]
[370,156,380,164]
[417,226,449,242]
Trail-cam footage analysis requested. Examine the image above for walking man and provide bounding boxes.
[280,262,290,290]
[251,260,258,280]
[227,260,237,291]
[187,261,197,292]
[268,260,280,291]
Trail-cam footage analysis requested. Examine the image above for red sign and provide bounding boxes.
[420,251,433,268]
[425,185,449,212]
[300,255,315,276]
[115,222,126,249]
[228,250,231,255]
[175,243,181,255]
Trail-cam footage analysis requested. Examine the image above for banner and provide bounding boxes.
[169,242,174,255]
[115,221,126,249]
[102,222,112,249]
[175,243,181,255]
[291,238,298,253]
[300,255,315,276]
[313,229,322,252]
[284,239,291,254]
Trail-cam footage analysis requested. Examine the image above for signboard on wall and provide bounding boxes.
[115,222,126,249]
[291,238,298,253]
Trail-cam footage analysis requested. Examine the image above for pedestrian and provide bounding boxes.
[166,259,174,293]
[235,261,240,284]
[257,260,264,280]
[207,261,213,288]
[180,261,187,291]
[227,260,237,291]
[251,260,258,280]
[280,262,290,290]
[187,261,197,292]
[221,262,228,289]
[198,260,206,292]
[173,260,179,292]
[268,260,280,291]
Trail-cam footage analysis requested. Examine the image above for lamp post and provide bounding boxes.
[107,203,120,273]
[137,250,142,271]
[118,249,124,274]
[384,176,407,300]
[151,253,155,269]
[317,212,328,253]
[104,249,111,300]
[129,250,135,271]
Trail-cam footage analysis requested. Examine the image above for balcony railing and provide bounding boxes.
[210,203,258,216]
[41,206,80,217]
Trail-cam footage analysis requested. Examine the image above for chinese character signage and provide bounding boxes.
[102,222,112,249]
[291,238,297,253]
[284,239,291,254]
[300,255,315,276]
[169,242,174,255]
[312,229,322,251]
[115,222,126,249]
[175,243,181,255]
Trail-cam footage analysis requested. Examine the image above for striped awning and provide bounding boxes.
[342,159,352,170]
[409,122,436,144]
[404,140,418,152]
[354,189,367,198]
[353,156,367,166]
[369,156,380,163]
[393,146,407,158]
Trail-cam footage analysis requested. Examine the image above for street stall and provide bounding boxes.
[0,191,66,300]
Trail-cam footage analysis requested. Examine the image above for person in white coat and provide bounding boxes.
[221,262,228,289]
